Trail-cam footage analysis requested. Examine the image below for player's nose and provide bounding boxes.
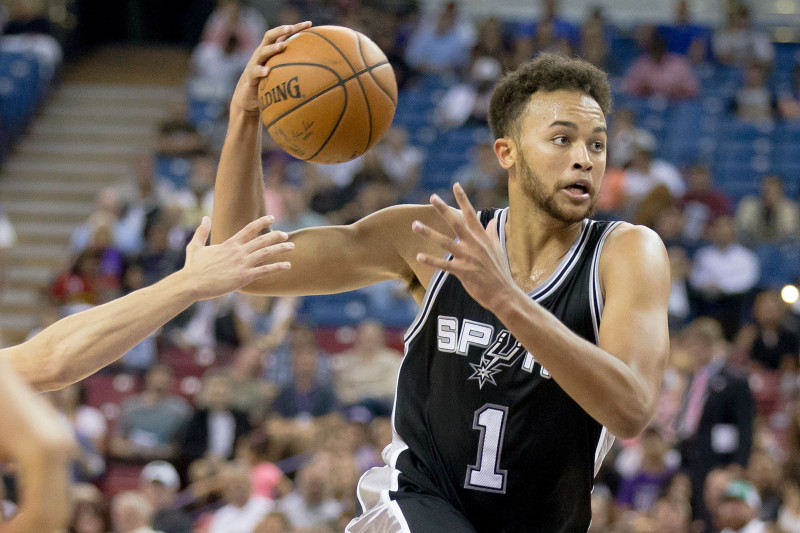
[571,143,593,172]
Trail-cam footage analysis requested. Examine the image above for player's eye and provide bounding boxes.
[552,136,569,146]
[590,141,605,152]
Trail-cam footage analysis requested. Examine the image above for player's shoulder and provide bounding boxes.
[599,221,669,272]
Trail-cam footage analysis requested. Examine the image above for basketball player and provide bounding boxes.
[0,215,293,392]
[212,23,670,532]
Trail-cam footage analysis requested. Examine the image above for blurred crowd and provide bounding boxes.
[4,0,800,532]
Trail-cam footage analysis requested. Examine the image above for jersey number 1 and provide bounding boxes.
[465,404,508,493]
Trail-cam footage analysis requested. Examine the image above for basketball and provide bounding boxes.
[257,25,398,165]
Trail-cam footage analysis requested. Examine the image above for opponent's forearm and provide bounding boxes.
[0,361,73,532]
[211,105,266,246]
[494,292,654,438]
[7,270,199,391]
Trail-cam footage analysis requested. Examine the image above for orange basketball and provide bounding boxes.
[257,25,398,165]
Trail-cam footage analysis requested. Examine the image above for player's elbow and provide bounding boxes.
[611,394,656,439]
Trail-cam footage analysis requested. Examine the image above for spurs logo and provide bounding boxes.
[467,330,527,389]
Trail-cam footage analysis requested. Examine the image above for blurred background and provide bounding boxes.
[2,0,800,532]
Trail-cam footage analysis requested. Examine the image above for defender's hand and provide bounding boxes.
[183,216,293,300]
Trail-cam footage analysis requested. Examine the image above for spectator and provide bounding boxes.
[223,344,277,425]
[199,0,266,56]
[450,134,507,209]
[207,462,274,533]
[607,108,657,169]
[675,319,755,524]
[622,30,699,100]
[264,321,332,388]
[278,462,343,530]
[239,428,292,501]
[704,467,739,532]
[680,165,732,242]
[180,370,252,470]
[404,1,476,76]
[778,458,800,533]
[650,496,693,533]
[713,4,774,68]
[254,512,292,533]
[50,249,101,311]
[621,134,685,218]
[68,487,112,533]
[471,16,514,71]
[271,343,338,420]
[376,127,424,200]
[71,187,144,256]
[139,460,193,533]
[111,364,192,461]
[369,11,412,90]
[615,426,679,513]
[732,62,776,124]
[735,290,800,372]
[579,6,611,70]
[736,175,800,245]
[136,215,185,288]
[512,0,579,54]
[111,491,160,533]
[0,0,62,81]
[435,55,502,130]
[332,320,402,417]
[717,480,767,533]
[689,216,760,340]
[746,449,783,523]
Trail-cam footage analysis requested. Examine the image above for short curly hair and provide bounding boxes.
[488,53,612,140]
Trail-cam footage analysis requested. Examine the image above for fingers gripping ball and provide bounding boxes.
[258,25,398,164]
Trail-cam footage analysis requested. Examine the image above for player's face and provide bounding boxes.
[510,90,606,223]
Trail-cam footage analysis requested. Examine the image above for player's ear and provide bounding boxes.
[494,137,516,170]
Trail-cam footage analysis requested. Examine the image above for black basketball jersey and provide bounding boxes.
[385,208,622,533]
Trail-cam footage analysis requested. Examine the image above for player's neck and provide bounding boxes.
[504,206,584,292]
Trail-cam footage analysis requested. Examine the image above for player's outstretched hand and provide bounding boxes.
[412,183,517,312]
[183,216,293,300]
[231,21,312,115]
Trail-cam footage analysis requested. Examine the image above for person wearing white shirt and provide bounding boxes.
[689,216,760,339]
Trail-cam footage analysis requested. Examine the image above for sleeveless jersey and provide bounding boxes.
[378,208,622,533]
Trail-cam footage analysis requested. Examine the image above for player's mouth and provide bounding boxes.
[561,179,592,200]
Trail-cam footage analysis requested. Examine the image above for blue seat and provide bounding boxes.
[303,291,370,326]
[154,155,191,190]
[755,243,800,289]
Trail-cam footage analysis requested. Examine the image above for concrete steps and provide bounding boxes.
[0,78,183,343]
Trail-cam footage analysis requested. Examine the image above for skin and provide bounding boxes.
[211,24,670,439]
[0,215,293,391]
[0,358,75,533]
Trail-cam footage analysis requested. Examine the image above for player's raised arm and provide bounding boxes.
[211,23,311,249]
[0,216,293,392]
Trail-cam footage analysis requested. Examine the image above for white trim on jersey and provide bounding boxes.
[497,207,594,302]
[588,221,623,342]
[588,221,623,476]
